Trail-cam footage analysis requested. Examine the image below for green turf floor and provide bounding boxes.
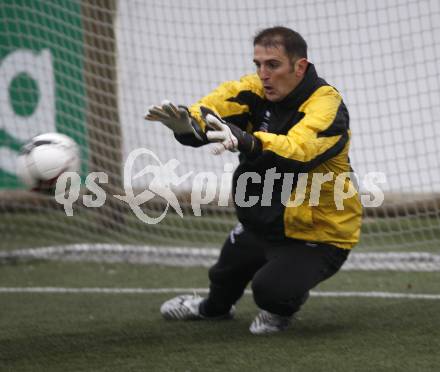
[1,262,439,372]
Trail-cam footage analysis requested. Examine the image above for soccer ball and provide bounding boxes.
[17,132,81,192]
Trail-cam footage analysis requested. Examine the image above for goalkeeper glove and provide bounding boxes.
[202,108,262,157]
[145,100,203,141]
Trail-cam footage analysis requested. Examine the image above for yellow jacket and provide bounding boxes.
[180,64,362,249]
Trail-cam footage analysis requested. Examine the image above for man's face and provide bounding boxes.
[253,44,306,102]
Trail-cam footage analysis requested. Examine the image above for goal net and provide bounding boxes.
[1,0,439,270]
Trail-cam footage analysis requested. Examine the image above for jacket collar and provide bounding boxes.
[276,63,320,110]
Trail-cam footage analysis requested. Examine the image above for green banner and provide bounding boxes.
[0,0,87,188]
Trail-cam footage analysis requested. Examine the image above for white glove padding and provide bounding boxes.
[205,114,239,155]
[145,100,202,140]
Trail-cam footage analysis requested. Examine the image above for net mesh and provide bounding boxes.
[1,0,440,269]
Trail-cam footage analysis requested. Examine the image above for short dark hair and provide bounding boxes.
[253,26,308,60]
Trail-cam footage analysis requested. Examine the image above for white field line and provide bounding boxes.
[1,244,440,271]
[0,287,439,300]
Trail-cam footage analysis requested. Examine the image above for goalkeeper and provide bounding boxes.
[145,26,362,334]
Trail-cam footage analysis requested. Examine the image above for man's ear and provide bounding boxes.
[294,58,308,77]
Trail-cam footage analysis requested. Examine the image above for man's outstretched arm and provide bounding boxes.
[145,100,207,147]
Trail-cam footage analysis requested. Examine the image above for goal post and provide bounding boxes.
[81,0,126,230]
[1,0,440,260]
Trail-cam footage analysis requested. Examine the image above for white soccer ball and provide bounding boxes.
[16,132,81,190]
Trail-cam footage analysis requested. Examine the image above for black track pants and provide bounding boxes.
[200,224,349,317]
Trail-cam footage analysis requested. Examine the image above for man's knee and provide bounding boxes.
[251,278,309,316]
[251,278,282,310]
[208,263,229,286]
